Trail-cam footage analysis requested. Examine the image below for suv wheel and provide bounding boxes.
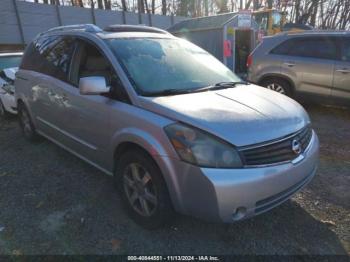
[262,78,292,97]
[115,149,173,229]
[18,103,40,141]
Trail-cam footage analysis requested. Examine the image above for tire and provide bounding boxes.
[0,99,10,119]
[114,148,174,229]
[261,78,293,97]
[18,102,40,142]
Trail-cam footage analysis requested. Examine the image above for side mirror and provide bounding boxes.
[79,76,110,95]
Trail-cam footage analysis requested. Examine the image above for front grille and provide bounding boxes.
[240,126,312,166]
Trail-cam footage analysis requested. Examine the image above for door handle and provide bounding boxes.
[283,61,296,67]
[336,68,350,74]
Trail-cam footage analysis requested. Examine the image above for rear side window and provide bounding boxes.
[270,39,294,55]
[21,35,76,82]
[341,37,350,62]
[271,37,337,60]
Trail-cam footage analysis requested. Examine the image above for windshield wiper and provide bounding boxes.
[141,81,249,97]
[192,81,249,93]
[141,88,194,97]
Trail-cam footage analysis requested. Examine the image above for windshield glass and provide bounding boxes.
[106,38,240,95]
[0,56,22,70]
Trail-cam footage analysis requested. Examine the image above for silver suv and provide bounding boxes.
[15,24,319,228]
[247,31,350,106]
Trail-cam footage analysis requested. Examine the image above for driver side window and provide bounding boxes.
[70,40,130,103]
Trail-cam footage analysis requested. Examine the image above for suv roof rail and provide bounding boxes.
[47,24,102,33]
[104,25,169,34]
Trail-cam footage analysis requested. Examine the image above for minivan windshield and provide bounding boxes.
[106,38,241,96]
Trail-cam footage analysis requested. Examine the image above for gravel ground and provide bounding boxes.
[0,103,349,255]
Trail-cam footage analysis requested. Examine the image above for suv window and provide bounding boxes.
[341,37,350,62]
[270,39,294,55]
[45,37,75,79]
[21,35,75,82]
[21,36,60,72]
[271,37,337,60]
[70,39,130,103]
[70,40,115,86]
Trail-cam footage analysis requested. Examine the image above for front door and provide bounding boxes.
[332,37,350,104]
[60,39,125,170]
[280,36,336,99]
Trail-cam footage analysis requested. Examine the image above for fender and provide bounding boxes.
[110,127,173,159]
[109,127,185,212]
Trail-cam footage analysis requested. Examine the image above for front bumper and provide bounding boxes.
[156,130,319,223]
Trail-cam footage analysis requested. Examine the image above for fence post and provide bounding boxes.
[170,13,175,26]
[90,2,96,25]
[138,12,142,24]
[55,4,62,26]
[148,13,152,26]
[12,0,25,44]
[122,11,126,24]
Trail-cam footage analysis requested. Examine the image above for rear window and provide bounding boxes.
[271,36,338,60]
[21,35,76,82]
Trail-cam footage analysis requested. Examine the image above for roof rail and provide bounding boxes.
[104,25,169,34]
[47,24,102,33]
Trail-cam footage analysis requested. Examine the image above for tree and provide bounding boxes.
[151,0,156,14]
[204,0,209,16]
[162,0,167,15]
[96,0,103,9]
[104,0,111,9]
[216,0,228,13]
[121,0,128,11]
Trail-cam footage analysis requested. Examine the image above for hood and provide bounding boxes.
[138,84,310,147]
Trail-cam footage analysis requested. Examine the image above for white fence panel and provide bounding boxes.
[95,9,124,29]
[0,0,22,44]
[18,1,59,43]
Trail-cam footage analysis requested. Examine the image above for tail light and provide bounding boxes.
[246,54,253,68]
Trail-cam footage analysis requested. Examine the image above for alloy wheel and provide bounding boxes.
[123,163,158,217]
[266,83,286,94]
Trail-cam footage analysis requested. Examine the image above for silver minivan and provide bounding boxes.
[15,25,319,228]
[247,31,350,106]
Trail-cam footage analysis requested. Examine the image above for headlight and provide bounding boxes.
[164,123,242,168]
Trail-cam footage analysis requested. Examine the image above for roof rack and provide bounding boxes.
[47,24,102,33]
[104,25,169,34]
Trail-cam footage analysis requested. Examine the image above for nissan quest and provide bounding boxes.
[15,25,319,228]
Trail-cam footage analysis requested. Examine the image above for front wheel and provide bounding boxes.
[115,149,174,229]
